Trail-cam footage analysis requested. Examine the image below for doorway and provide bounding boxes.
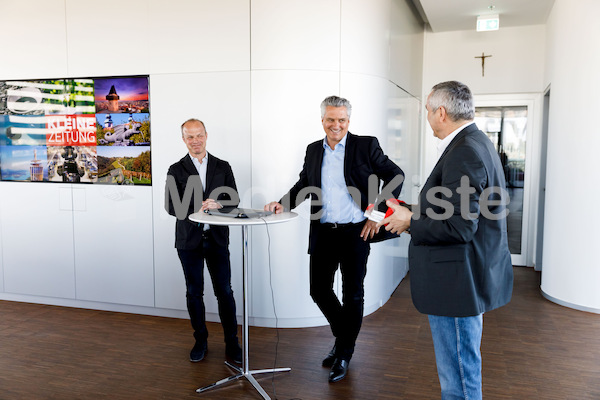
[475,106,527,255]
[473,94,543,266]
[534,88,550,271]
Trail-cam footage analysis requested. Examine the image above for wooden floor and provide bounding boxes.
[1,267,600,399]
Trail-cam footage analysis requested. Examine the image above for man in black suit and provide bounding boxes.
[379,81,513,399]
[165,118,242,364]
[265,96,404,383]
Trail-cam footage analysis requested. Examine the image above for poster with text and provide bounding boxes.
[0,75,150,185]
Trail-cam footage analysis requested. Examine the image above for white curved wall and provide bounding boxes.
[0,0,424,327]
[540,0,600,313]
[247,0,423,327]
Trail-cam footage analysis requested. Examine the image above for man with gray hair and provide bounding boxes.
[265,95,404,383]
[378,81,513,399]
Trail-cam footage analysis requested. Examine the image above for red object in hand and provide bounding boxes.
[384,199,405,219]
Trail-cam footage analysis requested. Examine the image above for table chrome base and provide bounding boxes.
[196,361,291,399]
[195,224,292,400]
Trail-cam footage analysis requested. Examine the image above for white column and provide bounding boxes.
[540,0,600,313]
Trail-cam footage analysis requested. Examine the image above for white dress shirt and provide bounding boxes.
[190,152,209,230]
[190,152,208,191]
[437,121,475,159]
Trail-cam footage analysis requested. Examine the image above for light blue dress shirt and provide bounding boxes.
[320,135,365,224]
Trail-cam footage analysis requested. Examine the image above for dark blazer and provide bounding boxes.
[408,123,513,317]
[165,153,239,249]
[280,132,404,252]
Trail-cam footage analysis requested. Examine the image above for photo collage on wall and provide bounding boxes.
[0,76,151,185]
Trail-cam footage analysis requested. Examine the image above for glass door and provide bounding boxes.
[475,106,527,256]
[473,93,543,267]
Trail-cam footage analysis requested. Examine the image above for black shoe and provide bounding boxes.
[190,341,207,362]
[328,358,349,383]
[322,346,337,368]
[226,341,242,364]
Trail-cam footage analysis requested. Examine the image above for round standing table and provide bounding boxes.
[189,210,298,399]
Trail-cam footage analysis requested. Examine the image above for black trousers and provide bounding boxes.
[309,222,370,360]
[177,230,238,345]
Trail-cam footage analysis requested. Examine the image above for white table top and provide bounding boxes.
[189,210,298,226]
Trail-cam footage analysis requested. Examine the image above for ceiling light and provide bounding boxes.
[477,14,499,31]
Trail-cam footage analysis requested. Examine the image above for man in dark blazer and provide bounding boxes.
[265,96,404,383]
[165,118,242,364]
[379,81,513,400]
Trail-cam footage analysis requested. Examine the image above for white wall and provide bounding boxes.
[390,0,425,96]
[248,0,422,327]
[0,184,76,298]
[0,0,68,79]
[423,25,546,95]
[0,0,424,326]
[421,25,546,178]
[0,0,251,320]
[151,71,251,315]
[418,24,548,269]
[540,0,600,312]
[420,7,600,313]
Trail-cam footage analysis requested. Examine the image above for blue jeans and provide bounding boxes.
[428,314,483,400]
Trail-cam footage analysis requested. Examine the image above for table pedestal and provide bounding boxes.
[196,225,290,399]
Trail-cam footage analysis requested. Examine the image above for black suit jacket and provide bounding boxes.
[165,153,239,249]
[408,123,513,317]
[280,132,404,252]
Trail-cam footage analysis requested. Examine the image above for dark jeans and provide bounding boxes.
[177,230,238,345]
[309,222,370,360]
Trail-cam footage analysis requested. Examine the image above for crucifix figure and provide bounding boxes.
[474,52,492,77]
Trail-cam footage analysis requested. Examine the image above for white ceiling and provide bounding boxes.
[411,0,556,32]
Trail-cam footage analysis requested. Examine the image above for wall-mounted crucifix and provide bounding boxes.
[474,52,492,77]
